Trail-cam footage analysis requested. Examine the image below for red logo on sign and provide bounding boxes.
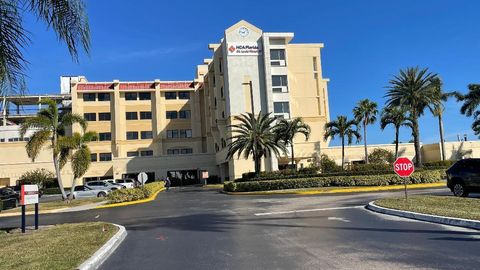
[229,46,236,53]
[393,157,415,177]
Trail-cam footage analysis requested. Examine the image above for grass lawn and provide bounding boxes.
[1,197,105,214]
[0,222,118,270]
[375,195,480,221]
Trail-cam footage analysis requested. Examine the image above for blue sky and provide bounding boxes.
[21,0,480,146]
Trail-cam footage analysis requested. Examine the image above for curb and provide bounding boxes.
[95,187,165,209]
[0,201,108,218]
[223,182,445,196]
[77,223,127,270]
[366,201,480,230]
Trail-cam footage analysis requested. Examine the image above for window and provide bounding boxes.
[270,49,286,66]
[274,102,290,113]
[98,132,111,141]
[178,91,190,99]
[141,131,153,139]
[125,92,137,101]
[180,148,193,154]
[179,129,192,138]
[313,57,318,71]
[214,97,217,107]
[167,130,179,139]
[127,151,139,157]
[126,112,138,120]
[99,153,112,161]
[98,93,110,101]
[90,153,97,162]
[140,111,152,120]
[220,87,224,98]
[98,112,111,121]
[140,150,153,156]
[272,75,288,87]
[83,93,96,102]
[0,138,4,142]
[84,113,96,121]
[139,92,151,100]
[126,131,139,140]
[167,149,179,155]
[165,92,177,100]
[166,111,178,119]
[179,110,191,119]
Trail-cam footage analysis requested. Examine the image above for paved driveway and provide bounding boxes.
[1,187,479,269]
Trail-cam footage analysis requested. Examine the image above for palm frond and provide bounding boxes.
[25,130,51,161]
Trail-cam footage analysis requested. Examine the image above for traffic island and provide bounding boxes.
[0,222,125,270]
[367,195,480,230]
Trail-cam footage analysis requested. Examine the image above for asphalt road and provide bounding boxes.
[1,187,479,269]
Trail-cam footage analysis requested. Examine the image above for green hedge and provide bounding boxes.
[107,181,165,203]
[224,169,445,192]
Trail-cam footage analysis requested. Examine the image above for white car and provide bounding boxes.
[113,179,135,189]
[85,181,121,191]
[67,185,109,199]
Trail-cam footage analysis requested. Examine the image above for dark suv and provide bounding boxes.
[446,158,480,197]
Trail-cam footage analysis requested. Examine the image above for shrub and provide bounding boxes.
[423,160,455,168]
[350,163,391,172]
[368,148,395,164]
[298,166,319,175]
[320,154,342,173]
[17,169,55,190]
[108,181,165,203]
[224,169,445,192]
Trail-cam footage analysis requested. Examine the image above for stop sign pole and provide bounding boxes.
[393,157,415,200]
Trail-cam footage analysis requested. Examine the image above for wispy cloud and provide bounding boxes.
[99,42,203,63]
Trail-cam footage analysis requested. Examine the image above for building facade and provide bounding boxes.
[0,20,473,187]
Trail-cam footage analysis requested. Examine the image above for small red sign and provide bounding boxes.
[393,157,415,177]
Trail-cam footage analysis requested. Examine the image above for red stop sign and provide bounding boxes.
[393,157,415,177]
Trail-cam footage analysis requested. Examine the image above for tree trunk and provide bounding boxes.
[394,126,400,159]
[363,120,369,164]
[254,155,261,177]
[53,154,67,200]
[290,144,295,169]
[68,177,78,201]
[341,137,345,170]
[438,113,446,161]
[412,114,423,167]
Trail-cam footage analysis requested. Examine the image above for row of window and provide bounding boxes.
[84,112,111,121]
[166,129,192,139]
[125,92,152,101]
[126,150,153,157]
[166,110,191,119]
[0,137,30,143]
[90,153,112,162]
[126,131,153,140]
[165,91,190,100]
[83,93,111,102]
[125,111,152,120]
[167,148,193,155]
[83,92,192,102]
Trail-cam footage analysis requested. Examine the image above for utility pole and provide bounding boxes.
[243,80,254,116]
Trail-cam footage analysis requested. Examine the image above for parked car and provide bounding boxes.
[11,185,44,198]
[102,179,127,189]
[446,158,480,197]
[0,187,19,210]
[113,179,135,189]
[66,185,109,199]
[85,181,120,191]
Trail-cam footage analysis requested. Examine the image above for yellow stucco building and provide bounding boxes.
[0,20,478,187]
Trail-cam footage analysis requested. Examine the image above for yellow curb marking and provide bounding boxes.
[225,182,445,196]
[95,187,166,209]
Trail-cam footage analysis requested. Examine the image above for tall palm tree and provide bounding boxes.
[353,99,378,164]
[0,0,90,87]
[20,99,86,199]
[227,113,286,177]
[385,67,439,167]
[274,117,311,169]
[380,106,411,159]
[429,78,455,160]
[456,84,480,136]
[59,130,97,200]
[323,115,361,169]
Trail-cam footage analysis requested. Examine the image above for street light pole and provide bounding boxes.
[243,81,255,116]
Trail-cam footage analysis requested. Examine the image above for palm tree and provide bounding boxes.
[227,113,287,177]
[274,117,311,169]
[353,99,378,164]
[59,130,97,200]
[20,99,86,199]
[380,106,411,159]
[429,78,455,160]
[385,67,439,167]
[323,115,361,169]
[456,84,480,137]
[0,0,90,88]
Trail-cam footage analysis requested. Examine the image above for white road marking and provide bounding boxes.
[328,217,351,222]
[254,205,364,216]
